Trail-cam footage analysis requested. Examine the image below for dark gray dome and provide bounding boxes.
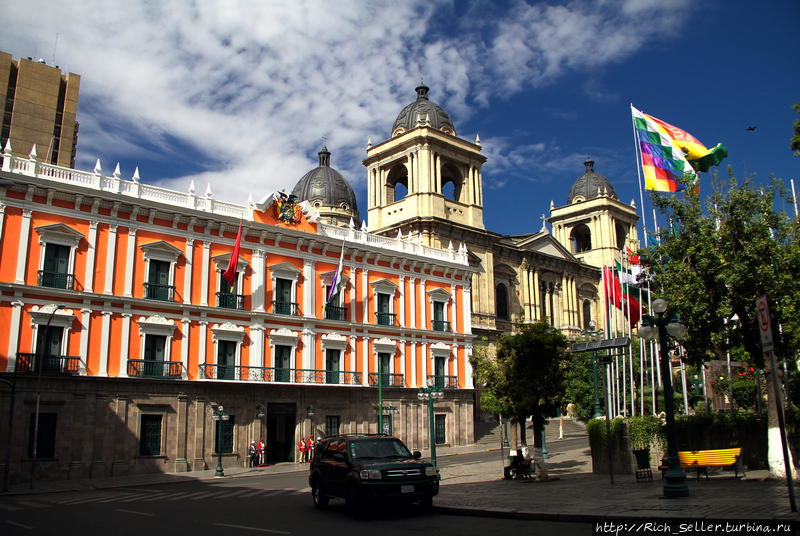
[392,85,456,136]
[567,160,617,204]
[292,147,360,221]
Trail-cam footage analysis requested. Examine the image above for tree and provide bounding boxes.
[471,321,568,478]
[645,169,800,477]
[791,101,800,157]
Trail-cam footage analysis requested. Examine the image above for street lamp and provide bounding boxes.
[31,304,64,488]
[640,298,689,498]
[581,320,604,418]
[212,404,230,477]
[417,377,443,471]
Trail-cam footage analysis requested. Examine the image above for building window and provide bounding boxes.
[570,224,592,253]
[140,241,181,301]
[35,325,64,371]
[325,349,341,384]
[40,243,73,289]
[217,340,237,380]
[28,412,57,458]
[142,334,166,377]
[325,415,340,437]
[139,414,162,456]
[217,272,244,309]
[495,283,509,320]
[378,352,391,387]
[323,284,346,321]
[583,299,592,330]
[273,278,297,315]
[376,292,394,325]
[215,415,235,454]
[434,355,446,389]
[132,315,178,379]
[434,414,446,445]
[274,345,291,382]
[432,301,450,331]
[382,414,393,436]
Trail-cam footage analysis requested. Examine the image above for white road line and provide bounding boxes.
[95,493,148,503]
[187,490,226,500]
[296,487,311,493]
[119,492,170,503]
[140,492,179,502]
[5,520,32,530]
[114,508,155,517]
[239,489,273,497]
[61,495,117,505]
[0,503,22,511]
[212,523,290,534]
[212,489,258,499]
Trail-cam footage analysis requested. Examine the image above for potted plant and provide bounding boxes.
[627,416,664,469]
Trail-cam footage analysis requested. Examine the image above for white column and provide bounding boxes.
[124,227,137,297]
[361,268,369,324]
[348,265,356,323]
[303,260,315,318]
[103,225,117,294]
[180,317,190,379]
[183,238,194,304]
[450,284,457,333]
[117,312,131,377]
[463,284,472,334]
[399,275,405,327]
[409,278,417,329]
[0,202,6,243]
[420,280,427,330]
[399,341,406,386]
[409,341,416,387]
[200,241,210,306]
[303,328,314,370]
[198,320,208,370]
[252,249,266,312]
[250,325,265,369]
[6,300,24,371]
[362,336,369,386]
[15,209,31,284]
[464,346,474,388]
[98,309,112,376]
[84,220,98,293]
[80,307,91,375]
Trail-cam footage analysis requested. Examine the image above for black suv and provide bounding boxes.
[309,434,439,511]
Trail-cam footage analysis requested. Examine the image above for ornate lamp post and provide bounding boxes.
[417,377,443,471]
[31,304,64,487]
[640,298,689,498]
[212,405,230,477]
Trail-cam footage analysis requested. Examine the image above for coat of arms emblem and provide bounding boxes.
[275,191,301,224]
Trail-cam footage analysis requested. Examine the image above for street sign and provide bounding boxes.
[756,295,774,353]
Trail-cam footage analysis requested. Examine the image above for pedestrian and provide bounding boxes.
[306,436,314,462]
[298,437,306,463]
[504,448,526,480]
[257,437,266,466]
[248,441,259,468]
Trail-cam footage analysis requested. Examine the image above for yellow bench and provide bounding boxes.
[677,448,745,480]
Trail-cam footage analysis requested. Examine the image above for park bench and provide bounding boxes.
[509,458,533,480]
[660,448,745,480]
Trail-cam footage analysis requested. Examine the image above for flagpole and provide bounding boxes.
[791,179,799,219]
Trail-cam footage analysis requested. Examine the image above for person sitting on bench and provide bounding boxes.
[504,448,526,480]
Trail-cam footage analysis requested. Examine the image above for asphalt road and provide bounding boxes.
[2,447,595,535]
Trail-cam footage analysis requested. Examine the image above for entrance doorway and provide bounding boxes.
[266,403,296,463]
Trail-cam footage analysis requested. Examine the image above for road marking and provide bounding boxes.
[297,487,311,493]
[5,520,33,530]
[213,488,258,498]
[159,491,203,501]
[188,490,226,500]
[212,523,290,534]
[114,508,155,517]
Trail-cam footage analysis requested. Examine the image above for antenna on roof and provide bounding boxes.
[51,33,59,66]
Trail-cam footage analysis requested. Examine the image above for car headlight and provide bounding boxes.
[425,466,438,476]
[359,469,382,480]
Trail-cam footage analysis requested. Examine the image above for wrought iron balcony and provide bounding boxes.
[376,312,397,326]
[324,305,347,321]
[368,372,405,387]
[432,319,451,332]
[37,270,75,290]
[217,292,245,310]
[272,301,298,316]
[15,353,80,374]
[144,282,175,301]
[426,374,458,389]
[199,363,362,385]
[127,359,183,378]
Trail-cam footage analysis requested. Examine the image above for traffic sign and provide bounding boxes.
[756,295,773,353]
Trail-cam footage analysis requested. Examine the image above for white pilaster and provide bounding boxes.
[409,278,417,329]
[200,241,210,306]
[83,221,98,293]
[183,238,194,304]
[124,227,137,297]
[79,307,91,375]
[420,280,427,329]
[399,275,405,326]
[103,225,118,294]
[361,268,369,324]
[252,249,266,312]
[180,317,190,379]
[463,284,472,334]
[6,300,23,371]
[15,209,32,284]
[303,259,315,318]
[450,284,457,333]
[302,328,314,370]
[0,203,6,247]
[99,309,112,376]
[399,341,406,387]
[409,341,416,387]
[362,336,369,385]
[464,346,474,388]
[199,320,208,370]
[250,324,265,368]
[348,265,356,323]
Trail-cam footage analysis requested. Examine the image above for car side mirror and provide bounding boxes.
[412,451,421,459]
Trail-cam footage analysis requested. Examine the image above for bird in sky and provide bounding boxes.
[746,126,758,131]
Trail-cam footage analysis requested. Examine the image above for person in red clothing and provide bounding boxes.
[305,437,314,462]
[298,438,307,463]
[257,437,266,466]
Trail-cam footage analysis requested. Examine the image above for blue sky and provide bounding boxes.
[2,0,798,239]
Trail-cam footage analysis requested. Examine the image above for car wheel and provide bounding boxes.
[312,483,329,510]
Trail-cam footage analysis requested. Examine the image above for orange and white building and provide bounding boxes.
[0,145,476,481]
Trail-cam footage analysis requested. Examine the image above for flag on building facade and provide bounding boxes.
[632,105,697,192]
[222,221,243,286]
[324,242,345,310]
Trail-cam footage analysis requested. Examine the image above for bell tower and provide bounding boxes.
[364,85,486,242]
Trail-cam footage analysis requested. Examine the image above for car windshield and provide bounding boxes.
[350,439,412,460]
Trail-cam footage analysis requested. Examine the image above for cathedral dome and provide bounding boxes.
[291,147,360,226]
[391,84,456,137]
[567,160,617,204]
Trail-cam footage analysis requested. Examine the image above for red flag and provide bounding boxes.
[222,221,242,286]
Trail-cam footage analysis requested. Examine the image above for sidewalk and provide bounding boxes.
[4,422,798,525]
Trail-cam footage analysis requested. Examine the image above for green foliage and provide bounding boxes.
[646,171,800,369]
[586,417,626,451]
[711,366,767,411]
[792,101,800,157]
[561,350,597,422]
[627,415,665,450]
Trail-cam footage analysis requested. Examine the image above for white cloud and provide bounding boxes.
[0,0,693,205]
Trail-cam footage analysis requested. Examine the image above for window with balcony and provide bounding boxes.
[217,340,236,380]
[378,352,391,387]
[434,355,446,389]
[269,262,300,315]
[140,241,181,302]
[217,272,244,309]
[139,414,163,456]
[428,287,452,332]
[325,349,341,384]
[376,293,395,326]
[323,284,346,321]
[22,305,79,374]
[274,345,291,382]
[131,315,179,379]
[35,223,82,290]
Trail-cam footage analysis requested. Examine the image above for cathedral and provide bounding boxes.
[293,83,641,346]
